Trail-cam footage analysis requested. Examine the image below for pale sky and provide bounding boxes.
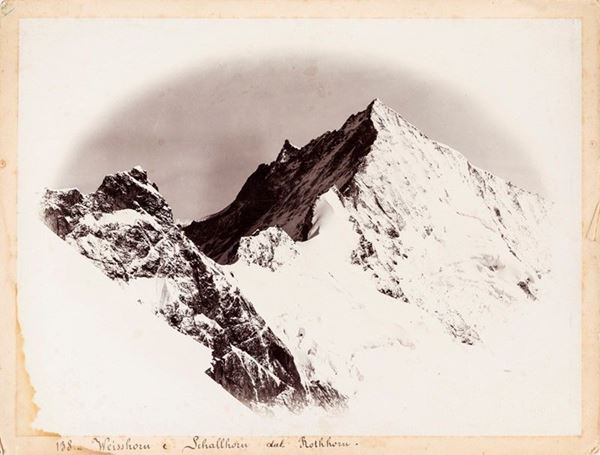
[20,19,581,220]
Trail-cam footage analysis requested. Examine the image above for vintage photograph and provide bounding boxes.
[10,14,587,447]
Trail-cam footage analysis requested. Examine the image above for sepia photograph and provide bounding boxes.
[1,2,599,454]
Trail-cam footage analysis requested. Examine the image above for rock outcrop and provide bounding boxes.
[41,166,344,411]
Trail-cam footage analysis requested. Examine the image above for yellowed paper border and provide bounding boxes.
[1,1,599,453]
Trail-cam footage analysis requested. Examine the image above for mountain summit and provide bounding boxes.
[41,99,550,412]
[185,99,548,343]
[184,99,387,264]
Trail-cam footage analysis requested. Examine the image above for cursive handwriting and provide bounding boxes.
[266,439,285,448]
[298,436,355,449]
[91,437,151,452]
[182,437,248,452]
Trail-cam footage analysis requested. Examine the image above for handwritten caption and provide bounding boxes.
[52,436,358,453]
[182,436,357,451]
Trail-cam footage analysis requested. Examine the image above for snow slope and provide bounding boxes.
[229,185,578,434]
[27,99,580,435]
[19,218,257,435]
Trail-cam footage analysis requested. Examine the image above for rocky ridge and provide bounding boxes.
[41,166,345,411]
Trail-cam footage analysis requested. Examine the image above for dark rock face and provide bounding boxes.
[41,166,344,411]
[183,101,380,264]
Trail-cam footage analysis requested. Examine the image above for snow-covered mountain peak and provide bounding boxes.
[184,98,505,267]
[366,97,396,119]
[352,98,411,134]
[270,98,407,171]
[185,100,550,346]
[39,99,557,421]
[42,166,172,239]
[41,167,346,412]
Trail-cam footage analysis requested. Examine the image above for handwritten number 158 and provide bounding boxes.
[56,440,73,452]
